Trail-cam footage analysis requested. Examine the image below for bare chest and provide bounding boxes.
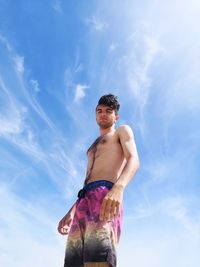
[87,134,121,159]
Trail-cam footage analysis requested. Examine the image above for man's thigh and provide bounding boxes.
[84,263,110,267]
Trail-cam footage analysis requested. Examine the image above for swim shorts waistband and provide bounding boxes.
[77,180,114,199]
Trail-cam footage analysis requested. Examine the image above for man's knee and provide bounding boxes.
[84,262,110,267]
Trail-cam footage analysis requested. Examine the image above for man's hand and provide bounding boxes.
[100,184,124,222]
[57,209,75,235]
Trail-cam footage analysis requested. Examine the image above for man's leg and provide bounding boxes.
[84,263,110,267]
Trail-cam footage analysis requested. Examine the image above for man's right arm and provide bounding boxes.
[57,202,76,235]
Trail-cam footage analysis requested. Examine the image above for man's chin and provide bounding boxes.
[98,122,113,129]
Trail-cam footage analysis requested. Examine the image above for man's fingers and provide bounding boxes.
[100,193,122,222]
[100,198,113,221]
[115,202,120,217]
[57,217,73,235]
[59,217,72,229]
[100,198,109,221]
[58,225,64,234]
[104,200,112,221]
[110,200,121,220]
[58,226,70,235]
[109,201,117,221]
[62,227,69,235]
[100,198,107,220]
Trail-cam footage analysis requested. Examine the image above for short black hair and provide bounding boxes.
[96,94,120,113]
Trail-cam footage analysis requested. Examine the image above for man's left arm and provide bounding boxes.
[100,125,140,221]
[115,125,140,188]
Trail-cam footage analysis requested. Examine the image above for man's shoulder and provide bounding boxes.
[116,124,133,134]
[115,125,134,140]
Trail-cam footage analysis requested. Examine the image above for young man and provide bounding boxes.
[58,94,140,267]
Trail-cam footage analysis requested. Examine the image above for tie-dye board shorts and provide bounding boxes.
[64,180,123,267]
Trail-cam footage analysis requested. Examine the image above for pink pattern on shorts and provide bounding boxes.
[64,184,123,267]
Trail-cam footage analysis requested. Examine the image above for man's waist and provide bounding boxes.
[77,180,114,199]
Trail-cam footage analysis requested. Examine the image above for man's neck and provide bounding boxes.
[99,126,115,136]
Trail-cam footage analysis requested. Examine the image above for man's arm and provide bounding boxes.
[100,125,140,222]
[57,202,76,235]
[115,125,140,188]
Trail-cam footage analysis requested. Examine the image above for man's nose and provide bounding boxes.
[100,113,107,117]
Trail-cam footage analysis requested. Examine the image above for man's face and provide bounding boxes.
[95,105,119,129]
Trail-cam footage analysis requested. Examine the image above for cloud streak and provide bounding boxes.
[0,184,65,267]
[0,34,82,198]
[74,84,89,103]
[86,16,108,31]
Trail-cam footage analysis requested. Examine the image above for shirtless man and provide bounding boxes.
[58,94,140,267]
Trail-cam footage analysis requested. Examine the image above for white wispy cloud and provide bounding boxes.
[161,195,200,236]
[118,231,200,267]
[0,74,43,160]
[74,83,89,103]
[0,184,65,267]
[86,16,108,31]
[118,193,200,267]
[0,76,27,137]
[64,51,84,98]
[30,79,40,92]
[0,33,55,131]
[13,55,24,75]
[0,35,81,197]
[125,33,163,111]
[0,106,26,137]
[0,33,12,52]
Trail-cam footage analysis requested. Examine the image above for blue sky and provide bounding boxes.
[0,0,200,266]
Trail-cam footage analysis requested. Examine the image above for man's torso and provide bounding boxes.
[85,128,126,184]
